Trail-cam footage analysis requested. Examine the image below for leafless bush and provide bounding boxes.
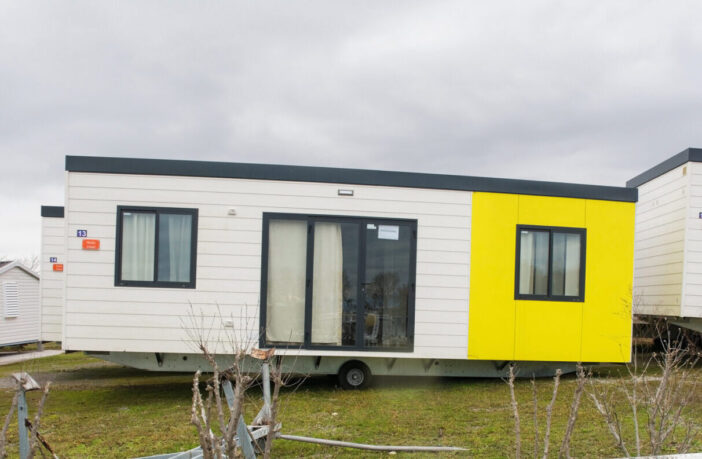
[27,382,52,459]
[190,344,257,459]
[0,376,56,459]
[184,305,260,458]
[507,364,521,458]
[184,305,304,458]
[0,392,18,458]
[589,325,700,457]
[506,364,586,459]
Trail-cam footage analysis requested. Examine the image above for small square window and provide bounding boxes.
[115,206,198,288]
[515,225,585,301]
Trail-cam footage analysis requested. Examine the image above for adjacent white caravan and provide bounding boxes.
[628,147,702,333]
[0,261,40,347]
[47,155,637,387]
[40,206,65,342]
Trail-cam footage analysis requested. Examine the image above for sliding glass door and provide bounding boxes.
[261,214,416,352]
[363,223,412,349]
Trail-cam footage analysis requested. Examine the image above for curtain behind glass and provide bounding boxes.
[311,223,343,345]
[158,214,192,282]
[266,220,307,343]
[551,232,581,296]
[519,230,548,295]
[564,233,581,296]
[121,212,155,281]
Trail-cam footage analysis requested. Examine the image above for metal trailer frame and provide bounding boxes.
[90,351,577,385]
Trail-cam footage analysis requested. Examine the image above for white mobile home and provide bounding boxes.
[0,261,40,347]
[47,155,637,387]
[628,147,702,333]
[40,206,65,343]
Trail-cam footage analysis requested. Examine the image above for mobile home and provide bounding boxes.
[0,261,40,347]
[47,155,636,387]
[40,205,65,343]
[628,147,702,333]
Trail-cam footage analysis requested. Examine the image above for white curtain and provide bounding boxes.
[121,212,155,281]
[518,231,534,295]
[564,233,581,296]
[519,230,548,295]
[266,220,307,343]
[311,223,343,345]
[158,214,192,282]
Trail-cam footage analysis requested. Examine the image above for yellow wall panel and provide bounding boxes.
[518,195,585,228]
[580,200,635,362]
[468,193,518,360]
[514,302,582,361]
[468,192,634,363]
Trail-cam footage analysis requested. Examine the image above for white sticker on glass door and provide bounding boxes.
[378,225,399,240]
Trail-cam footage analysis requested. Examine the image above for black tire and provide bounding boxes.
[337,360,371,390]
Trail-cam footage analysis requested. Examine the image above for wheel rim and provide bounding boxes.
[346,368,365,386]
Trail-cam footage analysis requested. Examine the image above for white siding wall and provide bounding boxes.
[64,172,471,359]
[40,216,65,341]
[633,164,688,316]
[0,268,40,345]
[681,162,702,318]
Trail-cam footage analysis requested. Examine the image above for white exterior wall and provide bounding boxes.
[633,164,688,316]
[0,267,40,346]
[681,162,702,318]
[64,172,471,359]
[40,216,65,341]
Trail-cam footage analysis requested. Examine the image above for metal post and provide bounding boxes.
[18,387,28,459]
[11,373,40,459]
[261,363,271,406]
[236,414,256,459]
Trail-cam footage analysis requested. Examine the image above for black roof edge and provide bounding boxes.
[65,155,638,203]
[627,148,702,188]
[41,206,64,218]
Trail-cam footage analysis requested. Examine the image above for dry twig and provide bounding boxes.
[542,369,561,459]
[0,391,19,459]
[27,381,51,459]
[507,364,521,459]
[559,363,586,458]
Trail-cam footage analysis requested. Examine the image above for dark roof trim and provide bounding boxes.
[627,148,702,188]
[66,155,638,203]
[41,206,64,218]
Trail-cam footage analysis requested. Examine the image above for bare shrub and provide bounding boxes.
[505,364,586,459]
[589,324,700,457]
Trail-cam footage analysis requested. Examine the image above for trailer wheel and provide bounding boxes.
[338,360,371,390]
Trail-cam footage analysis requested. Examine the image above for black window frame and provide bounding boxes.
[114,206,198,289]
[514,225,586,302]
[259,212,418,352]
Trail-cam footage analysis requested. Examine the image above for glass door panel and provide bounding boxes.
[311,222,359,346]
[265,219,307,344]
[363,222,412,348]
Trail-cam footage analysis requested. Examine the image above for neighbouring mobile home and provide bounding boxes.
[40,206,65,343]
[0,261,40,347]
[628,148,702,334]
[44,155,637,387]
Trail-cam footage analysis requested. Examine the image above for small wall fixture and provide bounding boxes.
[338,189,354,196]
[228,208,237,216]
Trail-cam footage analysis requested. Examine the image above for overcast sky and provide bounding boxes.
[2,1,702,260]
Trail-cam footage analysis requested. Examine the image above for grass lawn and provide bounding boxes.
[0,352,700,458]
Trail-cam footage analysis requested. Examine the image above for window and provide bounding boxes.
[2,282,19,318]
[515,225,585,301]
[261,213,417,351]
[115,206,198,288]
